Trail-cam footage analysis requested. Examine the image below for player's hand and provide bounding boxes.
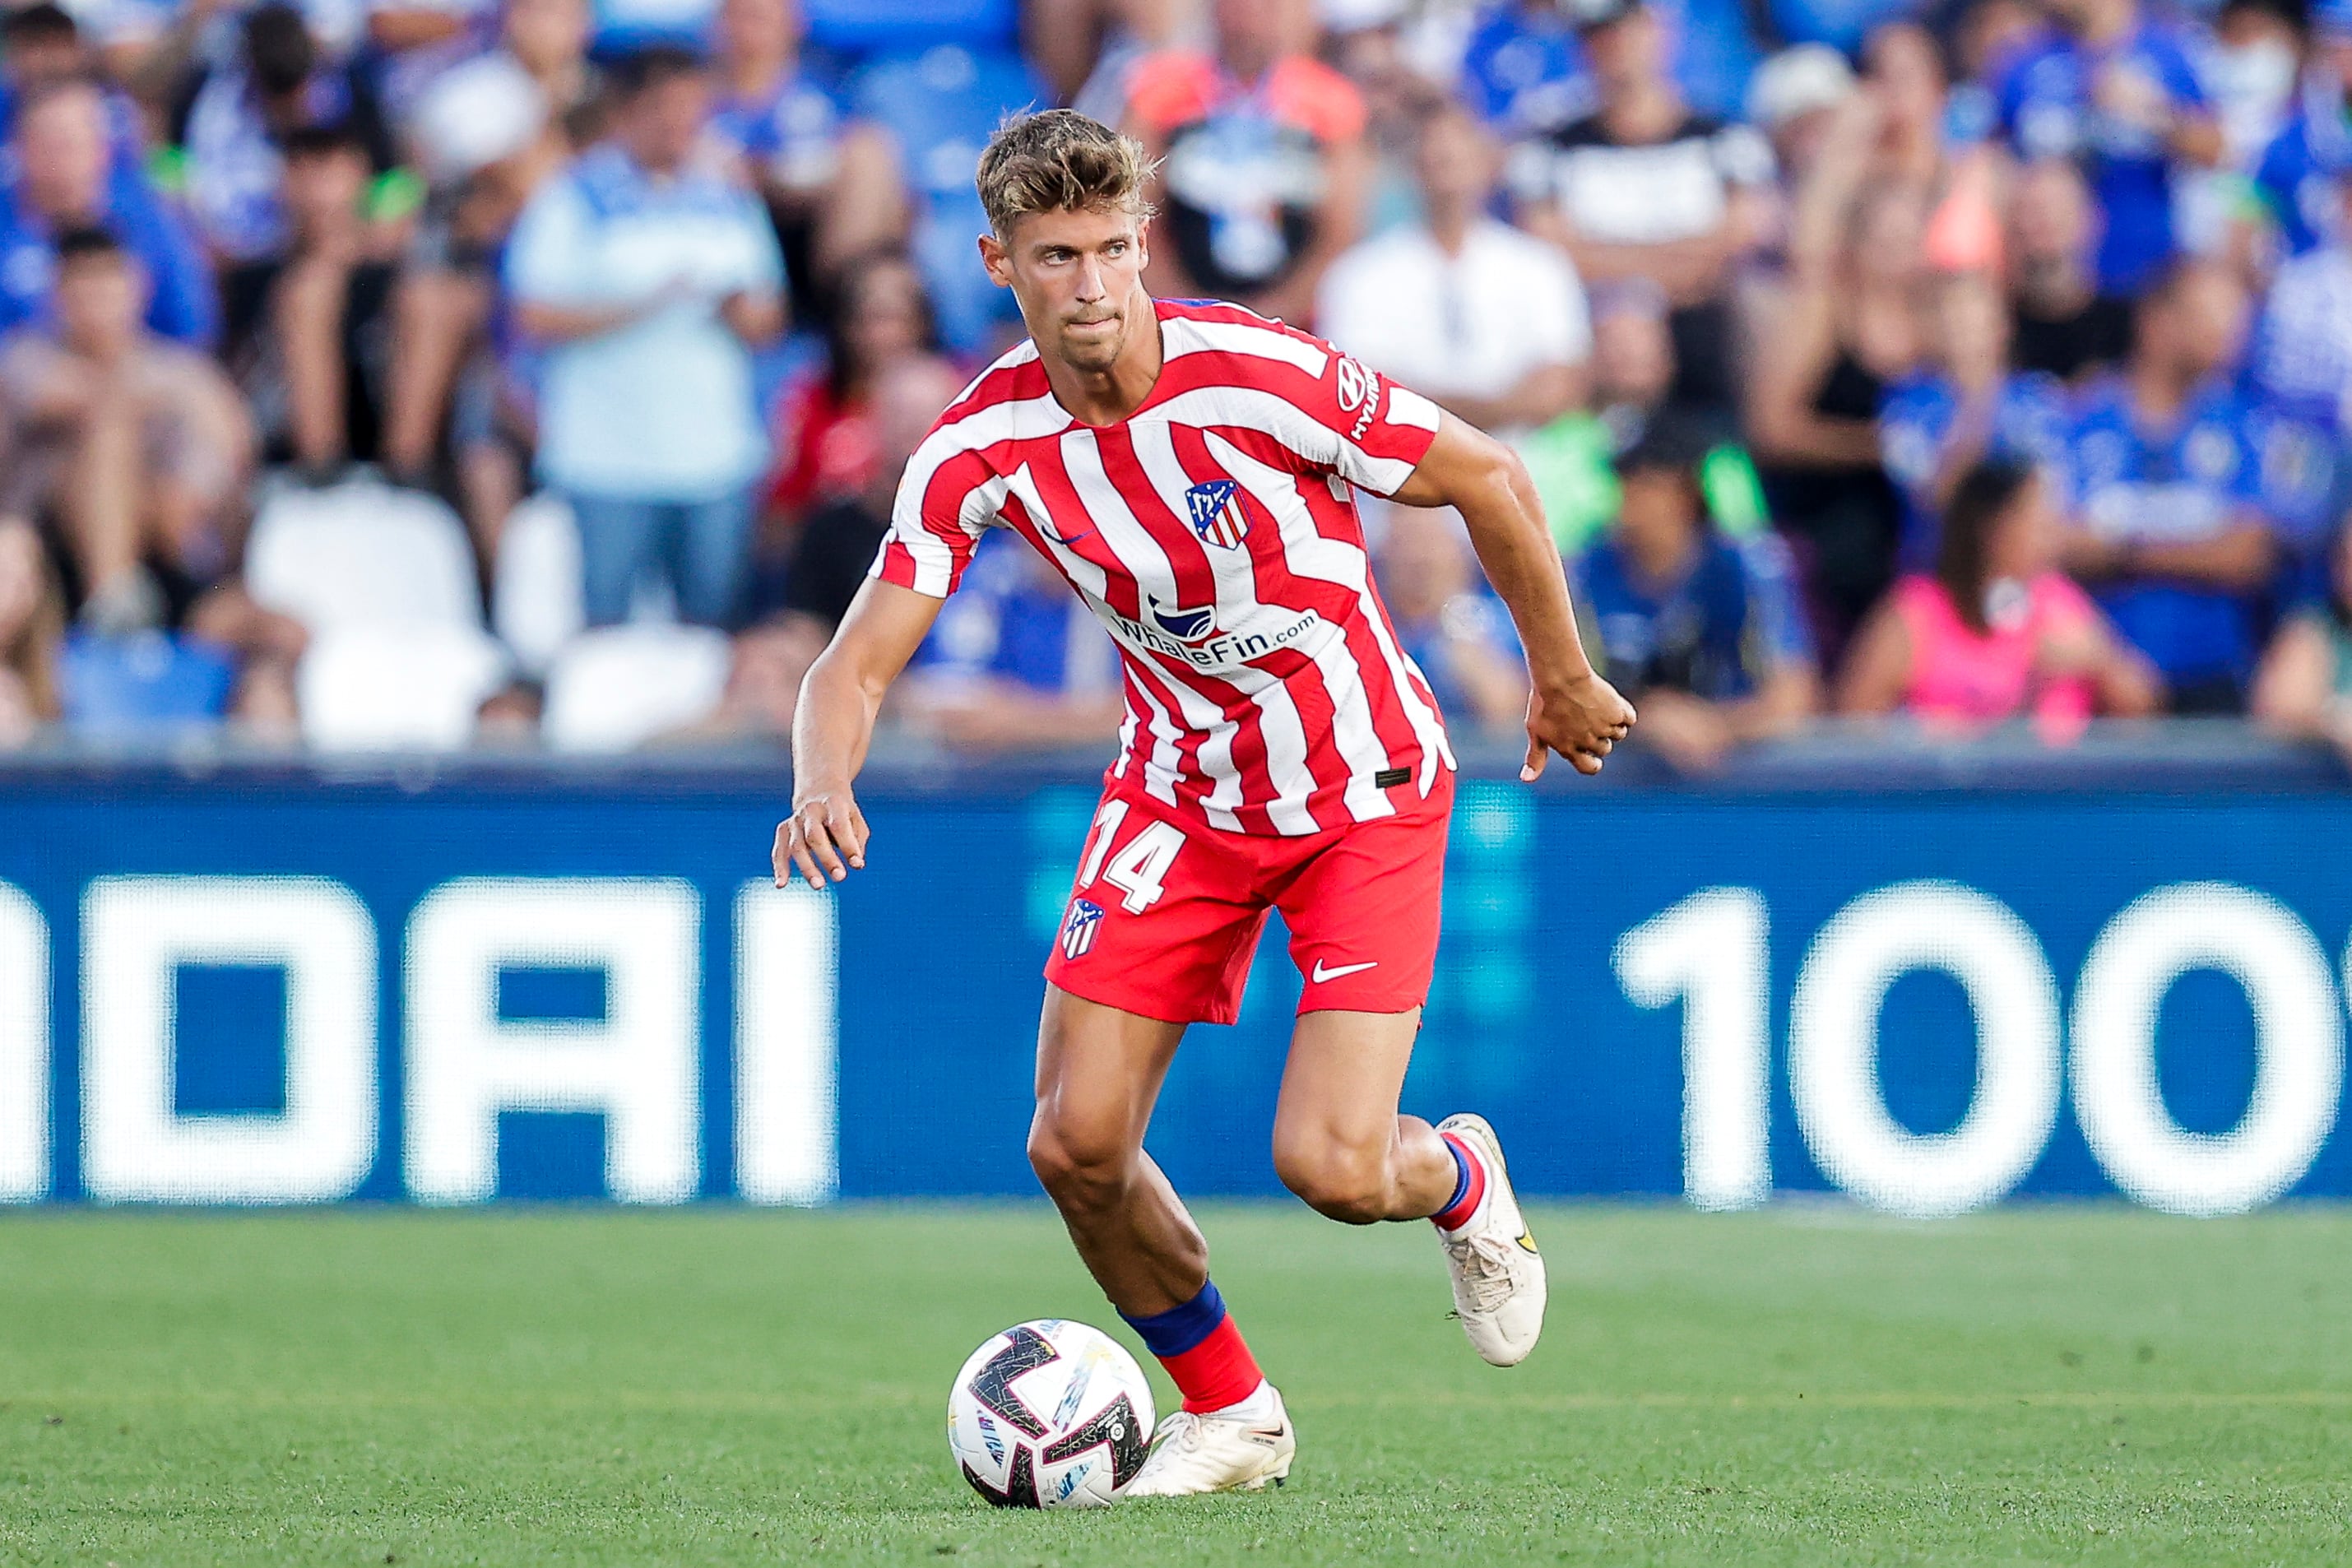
[1523,672,1635,780]
[773,790,870,889]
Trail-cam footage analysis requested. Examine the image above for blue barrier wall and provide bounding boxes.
[0,754,2347,1213]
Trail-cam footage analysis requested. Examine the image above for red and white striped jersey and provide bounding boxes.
[873,298,1459,837]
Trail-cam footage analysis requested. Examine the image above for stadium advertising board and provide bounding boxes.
[0,767,2345,1213]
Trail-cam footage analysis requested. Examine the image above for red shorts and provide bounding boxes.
[1041,768,1454,1025]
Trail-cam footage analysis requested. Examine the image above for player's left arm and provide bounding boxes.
[1389,411,1635,777]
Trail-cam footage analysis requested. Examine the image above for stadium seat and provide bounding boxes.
[244,478,484,633]
[491,493,585,679]
[850,45,1048,352]
[295,624,513,754]
[540,624,731,753]
[58,631,236,737]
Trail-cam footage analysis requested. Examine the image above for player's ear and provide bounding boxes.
[977,230,1013,288]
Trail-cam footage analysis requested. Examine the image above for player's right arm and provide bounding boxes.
[772,578,945,890]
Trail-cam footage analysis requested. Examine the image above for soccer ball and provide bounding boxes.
[947,1319,1156,1508]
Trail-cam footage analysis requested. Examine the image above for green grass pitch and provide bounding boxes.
[0,1204,2346,1566]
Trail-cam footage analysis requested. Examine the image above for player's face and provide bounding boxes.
[980,205,1151,375]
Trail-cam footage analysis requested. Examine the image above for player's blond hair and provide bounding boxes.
[976,109,1157,239]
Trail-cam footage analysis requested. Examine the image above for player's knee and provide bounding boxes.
[1026,1114,1132,1213]
[1274,1141,1390,1226]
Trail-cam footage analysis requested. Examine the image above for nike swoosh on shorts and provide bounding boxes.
[1311,959,1380,982]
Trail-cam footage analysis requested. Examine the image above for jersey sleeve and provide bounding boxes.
[1280,332,1444,498]
[868,425,1005,598]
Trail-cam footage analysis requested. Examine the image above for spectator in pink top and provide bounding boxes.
[1839,457,2160,737]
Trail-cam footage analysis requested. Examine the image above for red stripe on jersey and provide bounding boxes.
[1297,469,1442,755]
[871,296,1450,837]
[1096,424,1221,616]
[875,536,920,589]
[1162,420,1357,820]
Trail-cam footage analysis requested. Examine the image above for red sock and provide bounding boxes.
[1431,1132,1487,1232]
[1160,1315,1265,1414]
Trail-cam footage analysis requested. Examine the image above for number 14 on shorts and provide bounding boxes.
[1077,799,1185,914]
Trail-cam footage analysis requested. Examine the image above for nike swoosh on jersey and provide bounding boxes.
[1310,959,1380,982]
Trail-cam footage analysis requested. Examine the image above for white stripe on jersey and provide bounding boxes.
[879,471,1010,596]
[1162,314,1330,379]
[1208,429,1454,791]
[1382,385,1445,441]
[1056,429,1247,831]
[888,390,1071,594]
[1246,681,1321,835]
[1151,383,1426,501]
[949,338,1037,409]
[1121,667,1186,809]
[1129,417,1345,833]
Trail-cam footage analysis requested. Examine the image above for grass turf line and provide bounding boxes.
[0,1204,2345,1566]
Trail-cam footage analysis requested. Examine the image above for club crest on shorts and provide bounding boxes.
[1184,478,1250,550]
[1060,898,1105,960]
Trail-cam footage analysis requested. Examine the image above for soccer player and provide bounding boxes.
[774,109,1635,1497]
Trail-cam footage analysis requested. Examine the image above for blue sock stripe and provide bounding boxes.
[1441,1135,1471,1214]
[1120,1278,1227,1358]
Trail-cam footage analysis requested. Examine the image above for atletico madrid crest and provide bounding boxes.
[1060,898,1104,960]
[1184,479,1250,550]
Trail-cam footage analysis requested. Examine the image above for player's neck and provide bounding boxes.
[1040,297,1167,427]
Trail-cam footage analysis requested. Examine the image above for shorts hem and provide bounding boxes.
[1044,968,1239,1028]
[1294,991,1429,1018]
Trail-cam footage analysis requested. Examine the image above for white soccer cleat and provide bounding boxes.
[1121,1386,1296,1498]
[1435,1112,1547,1367]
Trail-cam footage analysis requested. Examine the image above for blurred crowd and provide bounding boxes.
[1,0,2350,768]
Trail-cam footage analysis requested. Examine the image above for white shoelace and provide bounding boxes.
[1444,1229,1520,1313]
[1151,1411,1208,1455]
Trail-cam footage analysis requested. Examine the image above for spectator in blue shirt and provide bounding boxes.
[902,531,1125,751]
[2251,0,2352,257]
[1462,0,1595,141]
[0,79,218,348]
[707,0,906,319]
[173,2,401,268]
[0,4,145,165]
[1880,268,2071,570]
[2059,261,2276,711]
[506,42,785,629]
[1992,0,2224,295]
[2248,172,2352,572]
[1573,417,1818,771]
